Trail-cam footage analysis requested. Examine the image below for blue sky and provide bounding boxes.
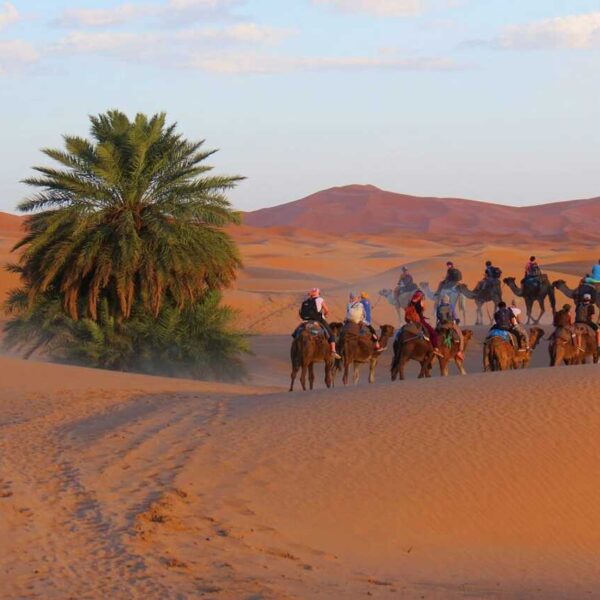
[1,0,600,212]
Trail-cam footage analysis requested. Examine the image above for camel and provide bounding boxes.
[552,279,600,322]
[549,324,599,366]
[378,286,418,324]
[503,276,555,325]
[289,321,343,392]
[482,327,544,372]
[390,323,434,381]
[419,282,467,325]
[336,323,395,385]
[455,282,502,326]
[436,328,473,376]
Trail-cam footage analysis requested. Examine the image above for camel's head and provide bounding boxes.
[552,279,565,288]
[529,326,545,348]
[461,329,474,351]
[378,289,392,298]
[379,324,395,340]
[503,277,515,284]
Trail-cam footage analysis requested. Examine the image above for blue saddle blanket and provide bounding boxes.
[487,328,512,343]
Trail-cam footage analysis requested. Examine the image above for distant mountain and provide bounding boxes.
[243,185,600,242]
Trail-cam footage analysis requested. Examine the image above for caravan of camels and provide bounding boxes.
[289,258,600,391]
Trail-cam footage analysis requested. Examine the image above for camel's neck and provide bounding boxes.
[506,280,523,296]
[557,282,576,297]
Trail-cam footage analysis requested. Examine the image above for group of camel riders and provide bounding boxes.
[294,256,600,359]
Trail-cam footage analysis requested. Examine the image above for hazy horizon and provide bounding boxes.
[2,0,600,212]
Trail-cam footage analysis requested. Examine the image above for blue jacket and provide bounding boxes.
[592,264,600,281]
[361,299,372,325]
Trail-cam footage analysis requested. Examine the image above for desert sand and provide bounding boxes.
[2,356,600,599]
[1,186,600,598]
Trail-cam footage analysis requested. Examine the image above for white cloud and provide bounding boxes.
[56,0,242,28]
[52,23,294,60]
[187,52,458,74]
[497,12,600,50]
[0,1,19,30]
[312,0,422,17]
[0,39,39,75]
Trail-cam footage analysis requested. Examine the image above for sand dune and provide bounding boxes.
[244,184,600,241]
[2,355,600,599]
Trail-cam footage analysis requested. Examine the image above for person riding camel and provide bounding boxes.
[482,260,502,292]
[295,288,341,359]
[436,293,464,360]
[575,294,600,350]
[360,292,383,351]
[405,290,443,357]
[398,266,414,290]
[509,299,529,351]
[585,259,600,284]
[437,261,462,295]
[524,256,542,289]
[552,303,578,348]
[491,301,523,350]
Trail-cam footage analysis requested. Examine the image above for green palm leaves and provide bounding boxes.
[5,110,247,380]
[15,110,242,320]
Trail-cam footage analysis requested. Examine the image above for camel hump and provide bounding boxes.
[298,321,326,337]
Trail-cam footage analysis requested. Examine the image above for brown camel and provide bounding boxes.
[503,276,555,325]
[336,323,394,385]
[390,323,434,381]
[549,324,599,366]
[483,327,544,371]
[552,279,600,322]
[437,328,473,376]
[455,282,502,326]
[289,321,343,392]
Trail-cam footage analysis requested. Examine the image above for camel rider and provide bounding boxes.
[406,290,443,357]
[476,260,502,293]
[509,299,529,351]
[360,292,383,351]
[436,294,464,360]
[585,259,600,284]
[398,266,414,290]
[437,261,462,295]
[553,303,577,347]
[524,256,542,286]
[492,301,524,350]
[575,294,600,350]
[296,288,341,359]
[346,292,381,351]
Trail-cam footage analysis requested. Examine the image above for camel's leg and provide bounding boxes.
[290,364,299,392]
[525,299,534,325]
[534,298,545,325]
[353,363,360,386]
[368,359,376,384]
[456,358,467,375]
[300,363,308,391]
[325,361,333,388]
[438,357,448,377]
[475,303,483,326]
[398,355,407,380]
[308,363,315,390]
[342,359,350,386]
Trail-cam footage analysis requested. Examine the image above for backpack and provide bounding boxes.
[300,297,320,321]
[448,267,462,282]
[437,304,452,324]
[494,307,513,330]
[490,266,502,279]
[575,303,590,324]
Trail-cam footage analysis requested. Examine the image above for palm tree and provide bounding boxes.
[13,110,243,321]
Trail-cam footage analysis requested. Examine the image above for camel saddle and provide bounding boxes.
[553,326,577,346]
[437,324,460,348]
[486,328,518,349]
[397,322,429,342]
[298,321,326,337]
